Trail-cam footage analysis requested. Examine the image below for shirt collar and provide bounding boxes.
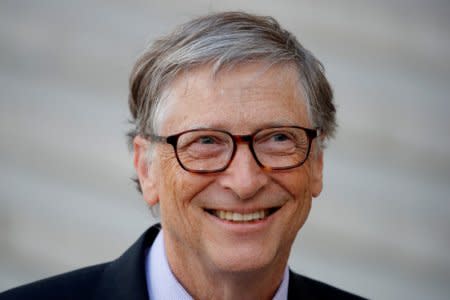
[145,231,289,300]
[146,231,192,300]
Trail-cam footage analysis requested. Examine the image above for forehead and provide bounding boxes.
[158,62,309,134]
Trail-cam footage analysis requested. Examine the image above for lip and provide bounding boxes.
[203,206,282,233]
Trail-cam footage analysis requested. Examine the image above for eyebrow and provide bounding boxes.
[181,120,307,133]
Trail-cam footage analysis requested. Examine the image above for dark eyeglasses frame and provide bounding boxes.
[146,126,320,174]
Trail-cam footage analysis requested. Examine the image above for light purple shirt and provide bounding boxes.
[145,231,289,300]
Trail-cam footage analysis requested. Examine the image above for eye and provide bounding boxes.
[177,131,231,160]
[197,136,217,144]
[178,131,227,149]
[259,131,295,145]
[254,129,299,154]
[177,130,231,153]
[271,133,290,142]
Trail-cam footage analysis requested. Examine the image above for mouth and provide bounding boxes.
[205,207,281,223]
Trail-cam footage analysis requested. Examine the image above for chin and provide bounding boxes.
[205,241,282,275]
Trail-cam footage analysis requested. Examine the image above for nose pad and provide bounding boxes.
[219,144,269,200]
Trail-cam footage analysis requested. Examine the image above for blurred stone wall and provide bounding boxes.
[1,1,449,299]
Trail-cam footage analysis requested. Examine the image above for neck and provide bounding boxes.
[164,237,288,300]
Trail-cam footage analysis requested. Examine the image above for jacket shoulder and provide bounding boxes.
[0,224,161,300]
[0,263,107,300]
[288,270,367,299]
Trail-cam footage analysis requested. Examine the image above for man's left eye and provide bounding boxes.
[271,133,290,142]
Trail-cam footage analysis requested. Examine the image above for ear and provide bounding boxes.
[310,150,324,198]
[133,135,159,206]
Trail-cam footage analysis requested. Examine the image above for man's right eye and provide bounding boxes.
[197,136,216,144]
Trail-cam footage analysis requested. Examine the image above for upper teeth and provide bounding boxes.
[214,210,267,222]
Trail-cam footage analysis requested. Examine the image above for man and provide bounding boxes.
[1,11,365,300]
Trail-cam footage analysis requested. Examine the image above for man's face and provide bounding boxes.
[135,63,323,276]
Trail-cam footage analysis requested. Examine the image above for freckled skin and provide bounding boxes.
[134,62,324,300]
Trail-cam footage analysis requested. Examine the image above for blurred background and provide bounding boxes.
[1,0,449,299]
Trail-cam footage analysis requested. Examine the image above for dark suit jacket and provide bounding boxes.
[0,224,365,299]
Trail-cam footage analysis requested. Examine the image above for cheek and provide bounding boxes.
[157,157,197,239]
[157,152,217,245]
[272,165,313,233]
[273,163,313,199]
[158,150,213,212]
[159,157,186,208]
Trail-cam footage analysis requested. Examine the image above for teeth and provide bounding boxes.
[213,210,267,222]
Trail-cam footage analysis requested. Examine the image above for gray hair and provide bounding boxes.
[128,11,336,192]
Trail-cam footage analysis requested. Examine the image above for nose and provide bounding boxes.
[218,143,269,200]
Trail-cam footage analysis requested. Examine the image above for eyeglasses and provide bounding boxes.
[148,126,320,174]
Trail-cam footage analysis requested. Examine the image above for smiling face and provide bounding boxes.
[134,62,324,285]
